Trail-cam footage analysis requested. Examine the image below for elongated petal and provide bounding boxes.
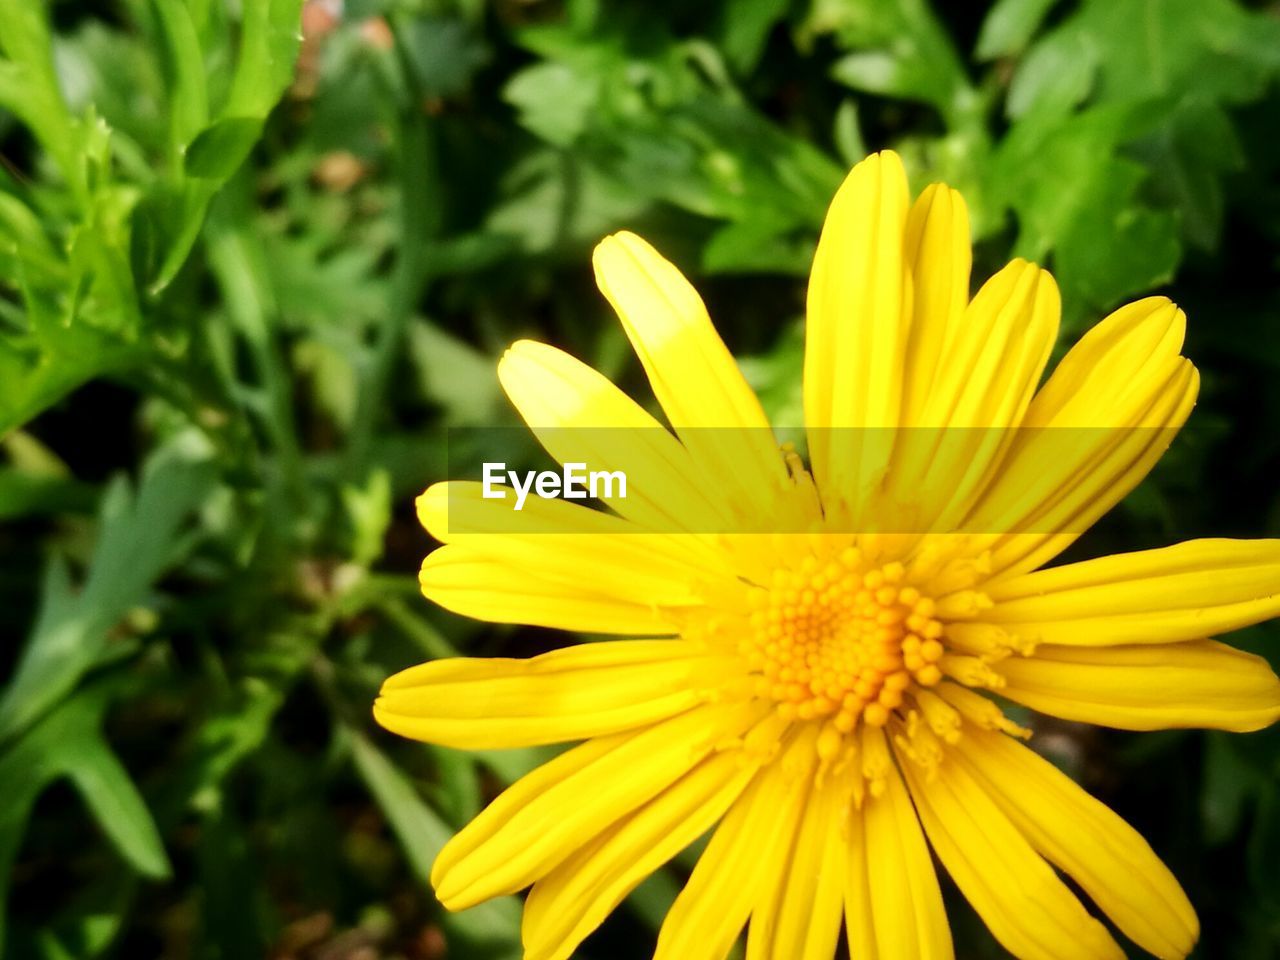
[419,481,727,569]
[964,297,1198,575]
[655,732,817,960]
[900,183,972,424]
[593,231,787,519]
[843,800,878,959]
[804,150,911,515]
[1025,297,1187,422]
[986,539,1280,646]
[375,641,746,749]
[917,259,1058,428]
[864,760,953,958]
[764,773,848,960]
[956,728,1197,959]
[902,751,1125,960]
[889,258,1060,533]
[522,748,760,960]
[997,640,1280,732]
[744,760,817,960]
[497,339,734,532]
[417,482,737,633]
[433,700,764,910]
[419,480,733,584]
[420,547,673,634]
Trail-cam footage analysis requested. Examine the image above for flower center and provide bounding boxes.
[743,547,945,732]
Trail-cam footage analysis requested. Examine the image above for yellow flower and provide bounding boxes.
[375,151,1280,960]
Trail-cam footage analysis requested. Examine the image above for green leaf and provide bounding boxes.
[347,730,521,946]
[989,0,1280,318]
[0,192,63,285]
[149,0,303,291]
[195,804,266,959]
[341,468,392,568]
[1132,97,1244,250]
[61,731,171,879]
[222,0,304,118]
[1064,0,1280,106]
[714,0,789,74]
[992,104,1182,318]
[1005,28,1098,119]
[810,0,973,122]
[702,217,814,274]
[152,0,210,152]
[184,116,263,179]
[0,432,96,520]
[0,682,169,955]
[407,320,501,426]
[975,0,1060,60]
[0,0,80,195]
[399,15,491,100]
[347,731,452,886]
[1050,161,1180,312]
[503,61,600,147]
[0,322,142,437]
[0,442,217,742]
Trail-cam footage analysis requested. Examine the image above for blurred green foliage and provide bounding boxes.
[1,0,1279,957]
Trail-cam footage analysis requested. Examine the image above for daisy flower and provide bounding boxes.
[375,151,1280,960]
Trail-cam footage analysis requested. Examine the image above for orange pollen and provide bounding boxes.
[742,551,945,731]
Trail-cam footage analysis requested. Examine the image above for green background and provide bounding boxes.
[2,0,1279,956]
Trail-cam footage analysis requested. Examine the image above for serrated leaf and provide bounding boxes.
[504,61,599,147]
[0,683,168,955]
[0,444,216,742]
[809,0,972,121]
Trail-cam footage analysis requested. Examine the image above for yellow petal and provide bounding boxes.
[917,259,1059,428]
[996,640,1280,732]
[744,762,817,960]
[804,150,911,514]
[956,727,1197,959]
[763,773,847,960]
[418,480,725,570]
[843,801,878,959]
[654,731,818,960]
[416,481,738,632]
[419,547,674,634]
[497,339,734,531]
[1025,297,1187,422]
[889,258,1060,533]
[864,759,953,958]
[900,183,972,424]
[963,296,1198,576]
[592,231,787,519]
[432,699,764,910]
[375,640,746,749]
[902,750,1125,960]
[986,538,1280,646]
[522,748,760,960]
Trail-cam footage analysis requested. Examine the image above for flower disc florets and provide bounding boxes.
[743,549,945,731]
